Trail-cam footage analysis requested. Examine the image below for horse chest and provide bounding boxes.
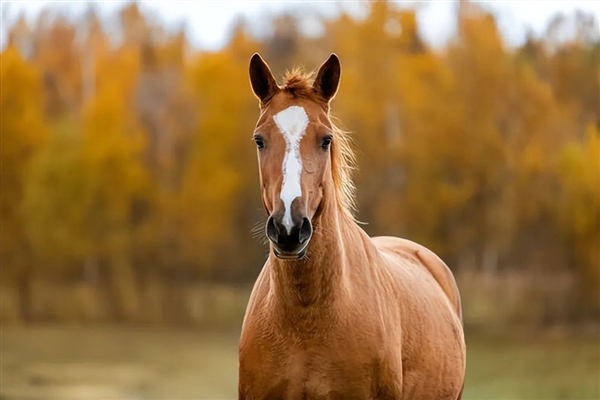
[240,336,379,400]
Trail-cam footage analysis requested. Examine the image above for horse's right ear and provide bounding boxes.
[249,53,279,105]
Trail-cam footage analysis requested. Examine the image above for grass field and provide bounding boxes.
[1,326,598,399]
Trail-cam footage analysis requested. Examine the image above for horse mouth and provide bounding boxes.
[272,243,308,260]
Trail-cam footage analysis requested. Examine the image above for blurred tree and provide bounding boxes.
[78,5,109,105]
[135,27,193,190]
[264,14,302,76]
[23,66,150,320]
[549,41,599,128]
[168,47,255,280]
[120,2,151,49]
[0,46,47,321]
[446,10,514,271]
[7,15,35,59]
[32,16,81,117]
[328,2,412,232]
[223,23,269,280]
[558,124,600,318]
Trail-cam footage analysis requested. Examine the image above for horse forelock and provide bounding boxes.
[282,67,316,100]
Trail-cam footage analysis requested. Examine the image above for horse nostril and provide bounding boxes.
[298,217,312,244]
[266,216,279,243]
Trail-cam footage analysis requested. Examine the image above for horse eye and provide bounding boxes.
[254,136,265,149]
[321,136,332,150]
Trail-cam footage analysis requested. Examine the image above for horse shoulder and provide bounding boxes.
[239,264,279,397]
[240,264,270,333]
[239,263,276,369]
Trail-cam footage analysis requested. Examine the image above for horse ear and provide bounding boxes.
[313,53,341,103]
[249,53,279,105]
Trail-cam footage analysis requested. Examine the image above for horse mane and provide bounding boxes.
[281,68,357,218]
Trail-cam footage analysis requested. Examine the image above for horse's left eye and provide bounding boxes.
[321,136,332,150]
[254,136,265,149]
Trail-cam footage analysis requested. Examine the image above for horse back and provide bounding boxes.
[372,236,463,323]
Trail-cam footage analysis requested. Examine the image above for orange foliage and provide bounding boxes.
[2,2,599,319]
[1,46,47,278]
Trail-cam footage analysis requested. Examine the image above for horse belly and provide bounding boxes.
[401,366,463,400]
[400,319,465,399]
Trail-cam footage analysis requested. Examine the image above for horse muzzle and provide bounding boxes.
[266,214,312,260]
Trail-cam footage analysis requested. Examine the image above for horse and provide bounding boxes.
[238,53,466,400]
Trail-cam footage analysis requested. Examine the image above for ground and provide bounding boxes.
[1,326,598,399]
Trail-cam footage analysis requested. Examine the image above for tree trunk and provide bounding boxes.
[16,269,32,323]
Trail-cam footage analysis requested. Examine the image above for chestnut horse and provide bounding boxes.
[239,53,466,400]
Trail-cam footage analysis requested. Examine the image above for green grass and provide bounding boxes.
[1,326,598,399]
[463,334,600,400]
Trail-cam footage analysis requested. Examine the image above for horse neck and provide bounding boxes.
[268,193,359,311]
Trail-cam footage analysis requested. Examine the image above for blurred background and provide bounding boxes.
[1,0,599,399]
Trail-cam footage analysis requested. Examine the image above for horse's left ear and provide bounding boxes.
[313,53,341,103]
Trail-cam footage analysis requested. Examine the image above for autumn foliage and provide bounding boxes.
[2,2,598,325]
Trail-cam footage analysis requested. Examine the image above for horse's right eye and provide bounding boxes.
[254,136,265,149]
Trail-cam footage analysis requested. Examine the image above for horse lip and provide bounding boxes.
[272,242,309,260]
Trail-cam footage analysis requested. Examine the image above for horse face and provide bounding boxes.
[249,53,341,259]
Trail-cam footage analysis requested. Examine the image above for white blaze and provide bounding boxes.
[273,105,309,234]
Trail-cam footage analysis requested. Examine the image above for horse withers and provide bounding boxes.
[238,53,466,400]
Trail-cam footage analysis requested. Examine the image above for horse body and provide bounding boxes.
[239,214,465,399]
[239,53,465,399]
